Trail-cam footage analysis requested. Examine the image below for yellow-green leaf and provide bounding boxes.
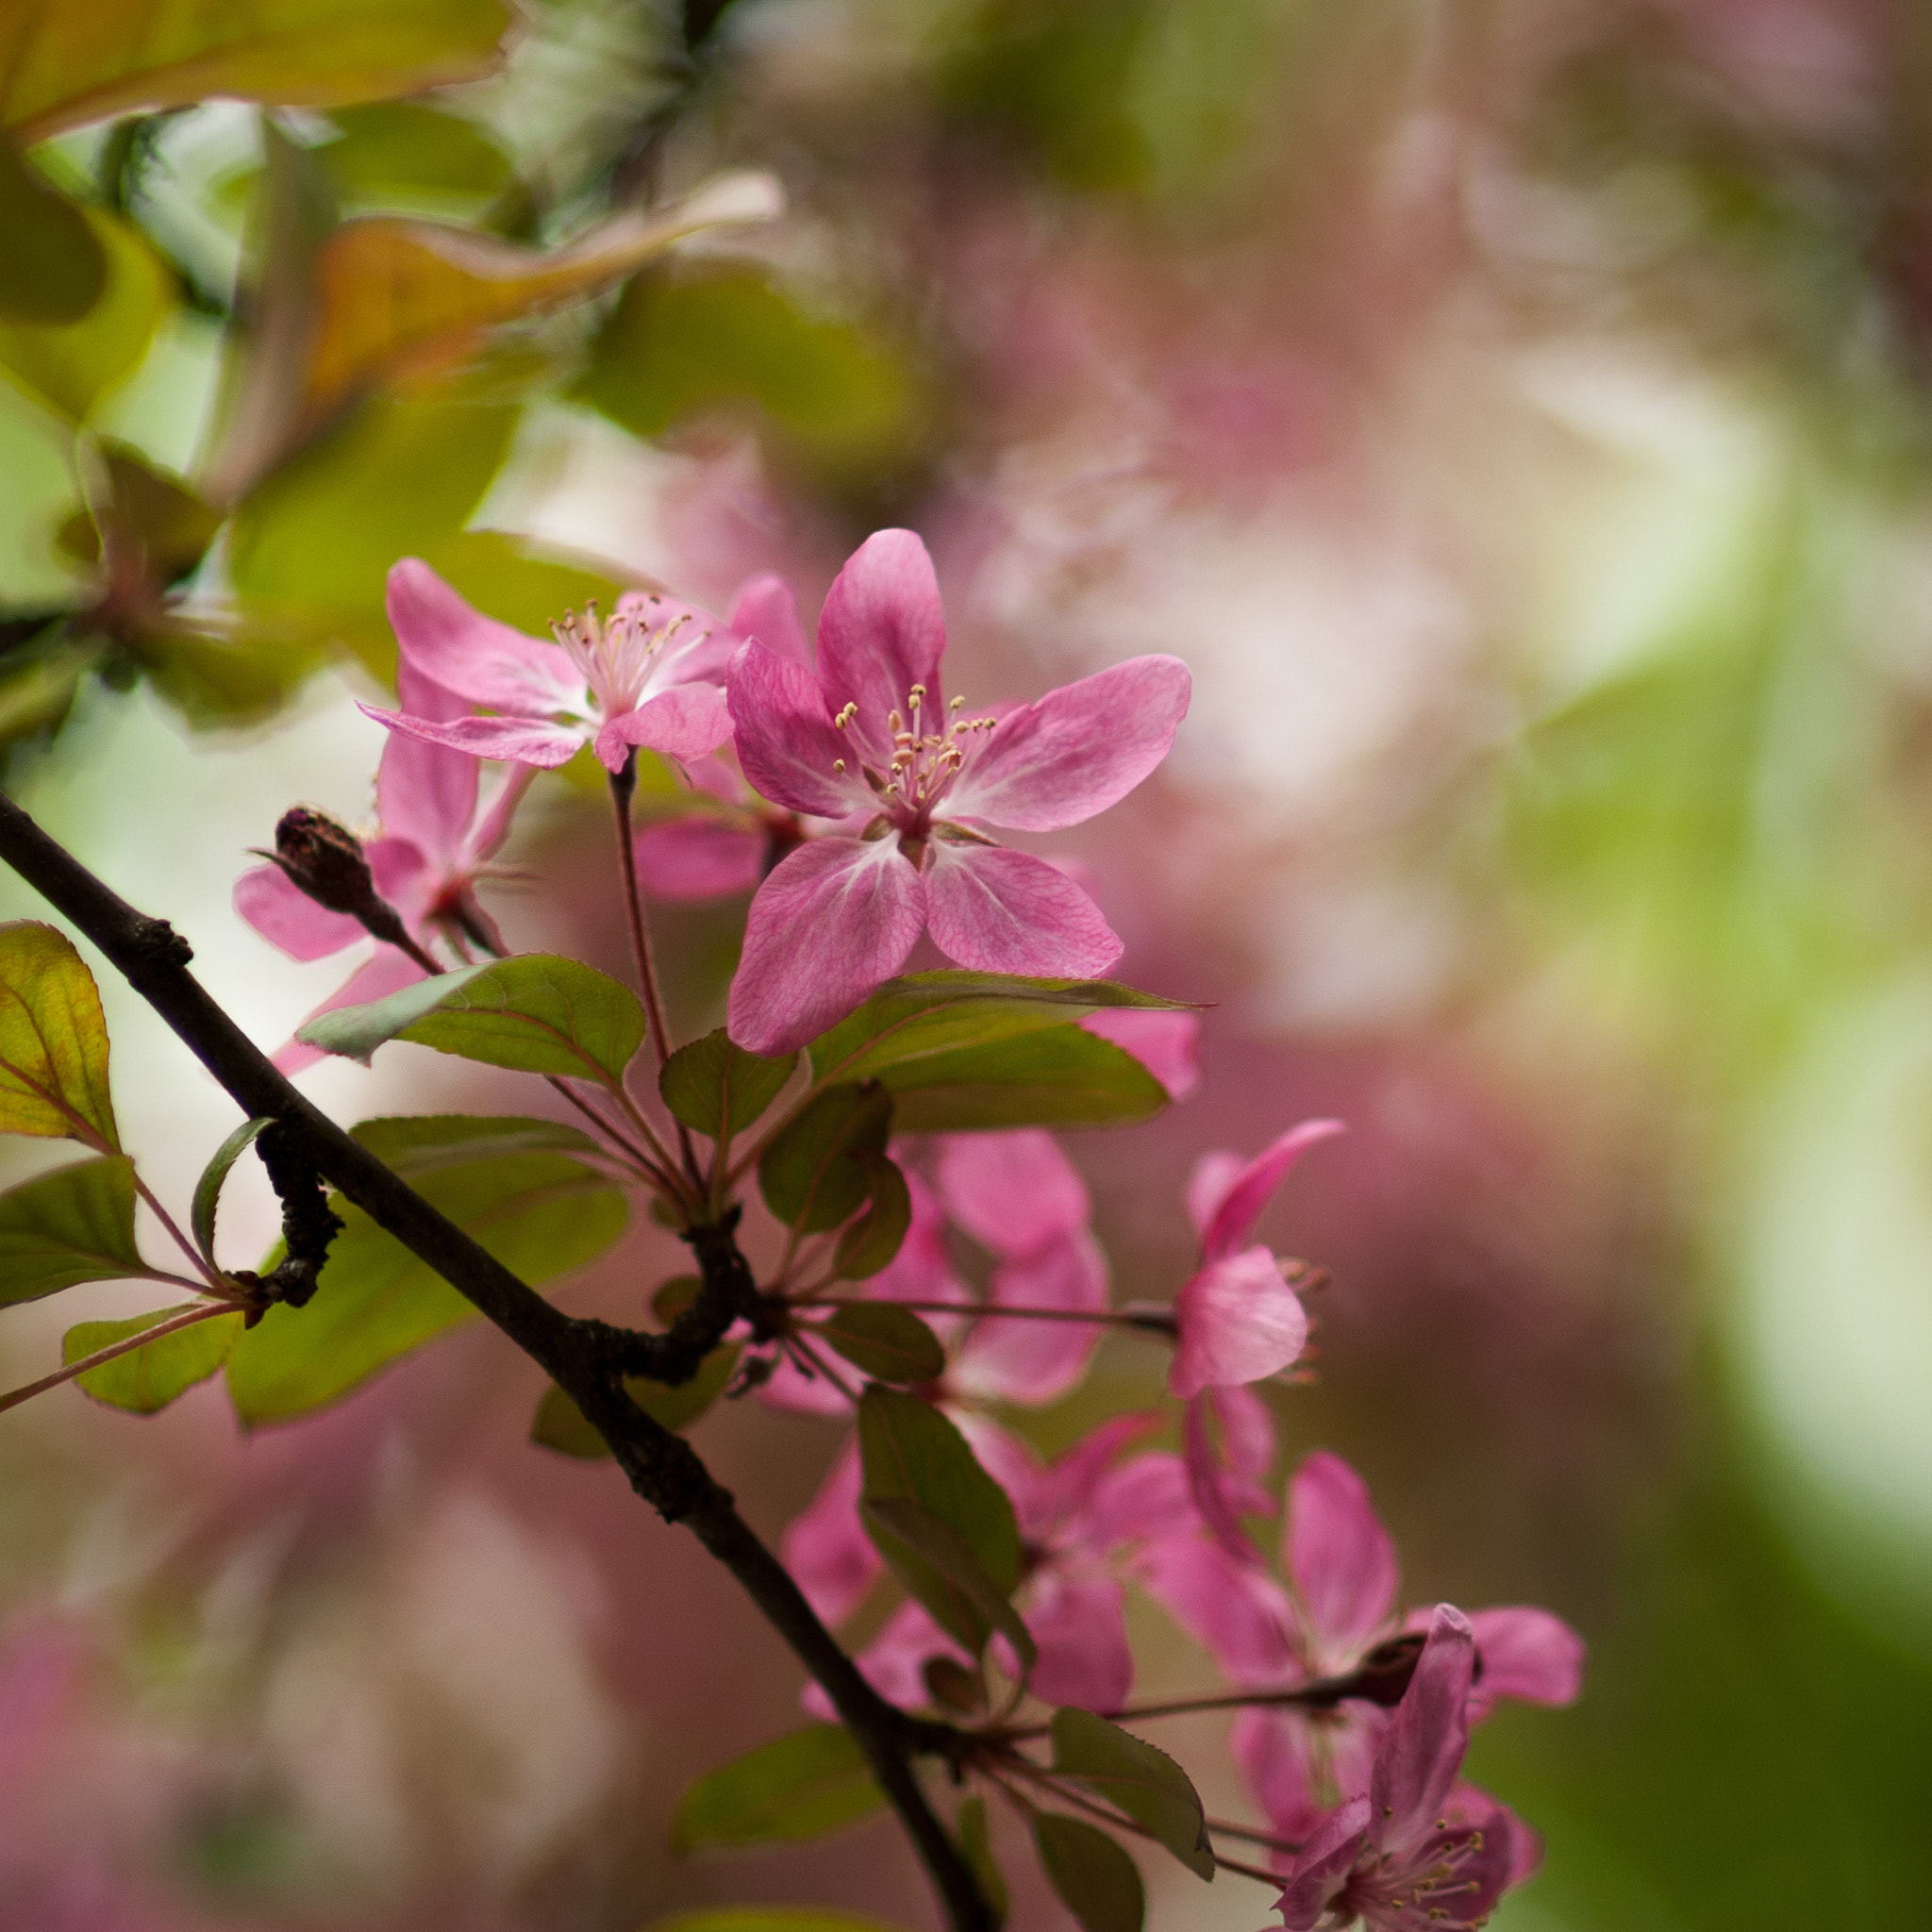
[0,921,120,1148]
[0,0,514,144]
[63,1302,242,1413]
[303,170,782,420]
[0,140,106,324]
[0,1155,147,1303]
[671,1727,884,1851]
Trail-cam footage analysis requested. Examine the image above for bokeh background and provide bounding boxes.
[2,1,1930,1926]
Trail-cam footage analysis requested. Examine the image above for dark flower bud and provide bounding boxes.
[260,808,379,917]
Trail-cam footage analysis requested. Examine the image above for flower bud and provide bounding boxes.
[261,808,379,917]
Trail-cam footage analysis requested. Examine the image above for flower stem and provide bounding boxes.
[791,1294,1175,1333]
[0,1300,235,1416]
[128,1169,226,1291]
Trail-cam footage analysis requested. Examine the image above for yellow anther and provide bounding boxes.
[833,758,845,774]
[950,694,965,710]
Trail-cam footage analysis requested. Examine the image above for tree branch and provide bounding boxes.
[0,790,991,1932]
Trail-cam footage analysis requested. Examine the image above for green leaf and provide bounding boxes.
[862,1496,1037,1674]
[957,1795,1009,1928]
[1032,1812,1145,1932]
[58,441,225,586]
[832,1152,911,1279]
[815,1302,943,1386]
[651,1273,702,1324]
[758,1082,892,1232]
[298,955,645,1085]
[659,1028,796,1141]
[0,1156,150,1305]
[1048,1709,1213,1880]
[0,207,169,424]
[531,1343,740,1458]
[320,102,513,211]
[62,1303,242,1414]
[807,974,1181,1132]
[225,1116,625,1423]
[671,1726,884,1851]
[303,173,779,421]
[645,1912,912,1932]
[191,1117,272,1265]
[0,921,120,1148]
[0,142,106,324]
[0,0,513,144]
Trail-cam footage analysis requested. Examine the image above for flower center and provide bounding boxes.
[551,597,701,719]
[1345,1823,1496,1930]
[830,683,996,828]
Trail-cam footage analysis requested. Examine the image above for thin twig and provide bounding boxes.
[791,1294,1175,1332]
[127,1168,226,1290]
[0,1300,235,1416]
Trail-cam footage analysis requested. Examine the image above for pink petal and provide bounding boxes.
[597,682,735,768]
[1170,1247,1309,1398]
[1015,1570,1134,1710]
[943,655,1191,832]
[1232,1707,1386,1844]
[633,818,767,900]
[385,558,580,715]
[271,947,425,1075]
[728,639,871,819]
[728,572,809,662]
[814,529,947,767]
[375,658,480,866]
[1081,1009,1201,1100]
[234,864,367,961]
[1286,1453,1400,1668]
[1086,1447,1197,1550]
[727,836,925,1056]
[780,1441,880,1625]
[935,1129,1091,1257]
[948,1229,1108,1407]
[924,841,1122,977]
[756,1345,856,1418]
[1029,1413,1164,1531]
[1273,1795,1372,1932]
[1370,1605,1475,1856]
[1135,1533,1297,1687]
[463,762,537,866]
[358,703,587,769]
[842,1599,968,1714]
[1186,1151,1247,1241]
[1183,1383,1278,1560]
[1464,1606,1585,1710]
[1203,1119,1344,1264]
[871,1171,973,1313]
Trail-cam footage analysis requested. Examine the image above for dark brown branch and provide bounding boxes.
[0,790,991,1932]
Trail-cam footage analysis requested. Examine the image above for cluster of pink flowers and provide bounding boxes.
[234,525,1580,1930]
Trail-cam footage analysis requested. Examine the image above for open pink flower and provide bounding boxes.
[1274,1607,1539,1932]
[1170,1119,1344,1400]
[802,1416,1199,1715]
[1153,1450,1584,1842]
[724,528,1191,1054]
[236,656,531,1074]
[359,558,740,773]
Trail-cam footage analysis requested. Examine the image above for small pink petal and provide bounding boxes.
[1287,1452,1401,1667]
[1183,1387,1277,1561]
[464,762,537,866]
[1036,1416,1167,1534]
[1464,1607,1585,1709]
[598,682,734,767]
[728,572,809,662]
[1136,1534,1297,1687]
[234,864,366,961]
[944,655,1191,832]
[1371,1606,1475,1856]
[1203,1118,1344,1264]
[727,836,925,1056]
[1185,1150,1248,1242]
[1016,1571,1133,1710]
[1274,1798,1374,1932]
[633,818,767,900]
[376,658,480,865]
[949,1228,1108,1408]
[780,1441,880,1625]
[358,703,586,769]
[1232,1708,1338,1844]
[924,841,1123,977]
[728,639,871,819]
[1084,1448,1196,1551]
[271,946,425,1075]
[1170,1246,1309,1398]
[814,529,947,768]
[841,1599,967,1715]
[385,558,580,715]
[935,1129,1091,1257]
[1081,1009,1201,1100]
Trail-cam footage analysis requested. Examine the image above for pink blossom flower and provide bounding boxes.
[803,1416,1199,1714]
[724,528,1191,1054]
[1274,1607,1540,1932]
[1170,1119,1344,1399]
[1150,1450,1584,1842]
[236,656,532,1074]
[359,558,741,773]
